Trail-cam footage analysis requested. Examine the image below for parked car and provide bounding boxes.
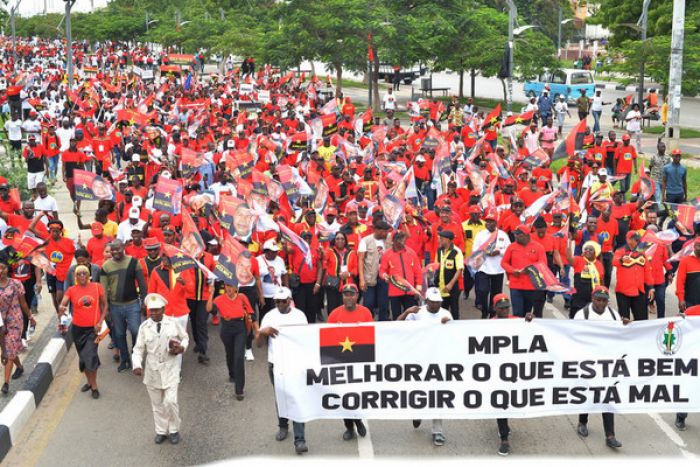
[377,63,428,85]
[524,69,596,104]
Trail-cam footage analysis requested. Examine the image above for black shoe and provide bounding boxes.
[546,296,553,303]
[108,342,115,350]
[154,434,168,444]
[433,433,445,446]
[81,384,91,393]
[294,439,308,454]
[193,345,201,354]
[564,299,571,310]
[356,420,367,437]
[112,354,120,362]
[169,432,180,444]
[91,389,100,399]
[606,437,622,448]
[412,419,422,428]
[235,393,244,401]
[675,417,687,431]
[11,367,24,380]
[117,361,132,373]
[229,376,235,383]
[276,427,289,441]
[498,441,510,456]
[342,429,355,441]
[577,423,589,437]
[1,383,8,395]
[197,354,210,365]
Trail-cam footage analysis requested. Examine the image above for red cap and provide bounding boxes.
[622,134,631,141]
[626,230,641,241]
[342,283,359,293]
[468,205,481,215]
[345,205,358,214]
[672,149,682,156]
[592,285,610,298]
[90,222,104,235]
[514,224,531,236]
[144,237,161,249]
[483,209,497,221]
[492,293,511,307]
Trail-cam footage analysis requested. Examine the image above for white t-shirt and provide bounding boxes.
[524,131,539,154]
[472,229,510,275]
[55,127,74,151]
[34,195,59,225]
[21,119,42,136]
[573,304,622,321]
[117,219,146,242]
[260,307,307,365]
[405,306,452,322]
[554,101,568,115]
[4,119,23,141]
[357,235,386,254]
[257,255,286,298]
[591,95,604,112]
[626,110,642,133]
[382,93,397,110]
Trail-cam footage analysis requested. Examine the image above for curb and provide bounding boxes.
[595,83,657,92]
[0,332,73,463]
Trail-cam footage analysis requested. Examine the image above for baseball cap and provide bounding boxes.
[90,222,104,235]
[493,293,511,309]
[468,205,481,215]
[273,287,292,300]
[416,155,426,162]
[592,285,610,299]
[326,207,338,216]
[131,154,141,162]
[144,293,168,310]
[132,195,143,208]
[483,210,497,221]
[622,134,631,141]
[598,168,608,176]
[263,239,280,251]
[438,230,455,240]
[672,149,682,156]
[129,207,140,219]
[144,237,161,250]
[342,283,359,294]
[514,224,531,236]
[425,287,443,302]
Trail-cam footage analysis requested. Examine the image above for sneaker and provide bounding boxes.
[294,439,308,454]
[169,432,180,444]
[108,341,115,350]
[91,388,100,399]
[577,423,589,438]
[342,429,355,441]
[433,433,445,446]
[198,354,210,365]
[11,367,24,380]
[211,315,220,325]
[356,420,367,437]
[546,296,553,303]
[245,349,254,361]
[412,419,422,428]
[498,441,510,456]
[675,417,687,431]
[605,437,622,448]
[1,383,8,395]
[117,361,132,373]
[154,434,168,444]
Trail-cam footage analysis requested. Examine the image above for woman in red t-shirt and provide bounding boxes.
[206,283,255,400]
[59,265,107,399]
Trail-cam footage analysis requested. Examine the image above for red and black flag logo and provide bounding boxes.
[321,113,338,137]
[162,244,197,274]
[480,103,502,131]
[524,262,575,294]
[503,110,534,127]
[320,326,375,365]
[288,132,308,151]
[553,119,587,161]
[74,169,115,201]
[153,178,183,215]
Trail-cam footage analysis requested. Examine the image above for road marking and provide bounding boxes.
[20,353,82,467]
[357,420,374,458]
[647,413,697,459]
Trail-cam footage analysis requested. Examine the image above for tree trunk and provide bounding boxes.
[310,60,316,76]
[334,62,343,96]
[500,78,507,103]
[470,69,476,99]
[372,47,380,113]
[459,69,464,99]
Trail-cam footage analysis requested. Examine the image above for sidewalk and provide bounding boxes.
[0,153,97,409]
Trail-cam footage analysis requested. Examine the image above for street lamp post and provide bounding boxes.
[637,0,651,111]
[10,0,24,70]
[557,7,574,59]
[64,0,76,90]
[506,0,515,113]
[666,0,685,147]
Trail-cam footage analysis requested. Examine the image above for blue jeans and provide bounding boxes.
[363,279,389,321]
[649,283,667,318]
[510,289,546,318]
[654,184,663,202]
[268,364,305,440]
[547,265,571,301]
[48,155,59,179]
[592,110,602,133]
[617,173,631,193]
[110,301,142,363]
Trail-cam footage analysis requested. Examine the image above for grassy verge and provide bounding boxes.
[643,126,700,139]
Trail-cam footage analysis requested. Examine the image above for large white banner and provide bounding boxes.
[274,318,700,422]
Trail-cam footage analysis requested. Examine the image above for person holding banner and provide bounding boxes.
[256,287,309,454]
[612,231,653,321]
[379,231,423,320]
[573,285,628,448]
[397,287,451,446]
[472,211,510,318]
[434,231,464,320]
[327,283,372,441]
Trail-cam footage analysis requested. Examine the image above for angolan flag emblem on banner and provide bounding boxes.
[319,326,375,365]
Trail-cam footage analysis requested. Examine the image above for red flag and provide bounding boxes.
[161,244,197,274]
[524,262,575,293]
[73,169,115,201]
[367,34,374,62]
[180,209,205,259]
[288,132,308,151]
[553,119,587,160]
[153,178,183,215]
[213,237,255,286]
[224,150,254,179]
[503,110,534,127]
[480,103,501,130]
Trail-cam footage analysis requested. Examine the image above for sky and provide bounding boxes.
[13,0,110,17]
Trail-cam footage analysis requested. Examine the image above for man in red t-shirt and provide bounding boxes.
[45,220,76,312]
[614,134,637,193]
[501,224,548,317]
[327,283,372,441]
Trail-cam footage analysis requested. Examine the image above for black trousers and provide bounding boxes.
[260,297,276,323]
[441,287,461,320]
[475,272,504,319]
[463,269,475,300]
[344,418,364,431]
[292,282,320,324]
[601,252,613,289]
[325,286,343,315]
[220,320,246,395]
[187,299,208,355]
[239,286,258,350]
[389,295,417,320]
[497,418,510,441]
[615,292,647,321]
[579,413,615,436]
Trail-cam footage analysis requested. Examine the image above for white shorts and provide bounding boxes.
[27,171,45,189]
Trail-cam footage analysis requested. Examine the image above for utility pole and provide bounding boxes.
[506,0,516,113]
[557,6,562,58]
[666,0,685,148]
[64,0,76,90]
[637,0,651,109]
[10,0,24,70]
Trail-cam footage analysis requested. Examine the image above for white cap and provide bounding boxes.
[144,293,168,310]
[416,155,426,162]
[644,167,651,173]
[132,195,143,207]
[598,168,608,176]
[226,139,235,148]
[129,207,140,219]
[263,239,280,251]
[425,287,443,302]
[161,170,172,179]
[208,238,218,245]
[273,287,292,300]
[131,154,140,162]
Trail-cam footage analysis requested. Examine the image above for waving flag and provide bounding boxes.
[669,239,694,263]
[503,110,534,127]
[466,230,498,269]
[553,119,587,161]
[180,209,205,259]
[525,262,575,293]
[278,222,313,267]
[225,150,254,179]
[74,170,115,201]
[662,203,696,233]
[638,162,654,202]
[162,244,197,274]
[288,132,308,151]
[480,104,501,130]
[153,178,183,215]
[180,148,205,178]
[213,237,253,286]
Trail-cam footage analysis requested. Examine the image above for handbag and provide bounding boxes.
[323,275,341,289]
[241,297,254,333]
[287,259,304,289]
